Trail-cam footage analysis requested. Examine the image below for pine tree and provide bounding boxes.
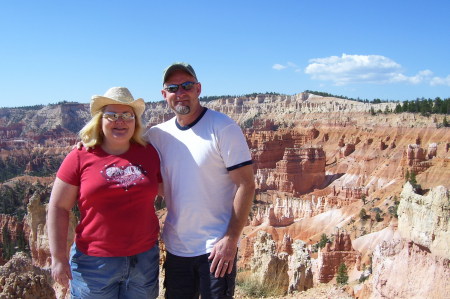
[318,233,329,249]
[336,263,349,285]
[2,226,13,260]
[409,171,417,185]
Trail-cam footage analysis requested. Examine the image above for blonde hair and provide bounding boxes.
[79,107,146,147]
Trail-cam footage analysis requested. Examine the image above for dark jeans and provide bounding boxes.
[164,251,237,299]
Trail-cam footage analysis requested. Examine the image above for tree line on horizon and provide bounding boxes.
[369,97,450,127]
[304,90,450,122]
[392,98,450,115]
[305,90,450,111]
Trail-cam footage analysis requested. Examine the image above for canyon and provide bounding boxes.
[0,93,449,298]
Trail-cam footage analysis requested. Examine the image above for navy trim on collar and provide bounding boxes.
[175,107,208,130]
[226,160,253,171]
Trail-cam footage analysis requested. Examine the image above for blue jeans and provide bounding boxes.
[163,251,236,299]
[69,244,159,299]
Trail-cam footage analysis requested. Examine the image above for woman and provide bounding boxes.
[48,87,161,298]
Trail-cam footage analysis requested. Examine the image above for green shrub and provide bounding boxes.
[375,212,382,222]
[359,208,367,220]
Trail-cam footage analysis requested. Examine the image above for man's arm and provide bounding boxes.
[208,164,255,278]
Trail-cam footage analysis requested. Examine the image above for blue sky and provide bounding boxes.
[1,0,449,108]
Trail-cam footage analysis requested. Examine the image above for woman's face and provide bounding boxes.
[101,104,136,144]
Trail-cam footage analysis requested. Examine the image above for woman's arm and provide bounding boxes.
[47,177,78,288]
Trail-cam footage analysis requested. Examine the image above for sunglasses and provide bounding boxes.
[103,112,135,121]
[164,81,199,93]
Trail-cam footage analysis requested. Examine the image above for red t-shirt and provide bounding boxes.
[57,143,162,257]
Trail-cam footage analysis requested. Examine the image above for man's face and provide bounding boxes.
[161,70,201,116]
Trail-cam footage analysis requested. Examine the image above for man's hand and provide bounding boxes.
[208,236,237,278]
[73,141,92,151]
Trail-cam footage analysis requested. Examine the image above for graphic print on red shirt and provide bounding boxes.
[101,162,147,191]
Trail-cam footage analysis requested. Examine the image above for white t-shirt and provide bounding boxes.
[145,108,252,257]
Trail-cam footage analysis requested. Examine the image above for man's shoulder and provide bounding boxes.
[205,108,236,125]
[144,118,175,144]
[148,118,174,132]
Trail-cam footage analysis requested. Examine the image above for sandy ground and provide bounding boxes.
[234,283,353,299]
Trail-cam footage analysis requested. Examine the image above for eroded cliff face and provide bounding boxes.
[397,183,449,259]
[368,184,450,299]
[250,230,313,294]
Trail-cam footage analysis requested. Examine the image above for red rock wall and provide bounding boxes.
[317,232,361,283]
[267,147,326,195]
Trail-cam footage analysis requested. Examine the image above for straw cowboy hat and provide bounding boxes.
[90,87,145,117]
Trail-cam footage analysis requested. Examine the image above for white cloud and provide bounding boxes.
[273,62,301,72]
[430,75,450,86]
[273,64,287,70]
[391,70,433,84]
[304,54,447,86]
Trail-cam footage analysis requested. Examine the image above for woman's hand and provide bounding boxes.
[51,258,72,288]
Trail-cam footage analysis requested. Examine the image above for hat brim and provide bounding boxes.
[90,96,145,117]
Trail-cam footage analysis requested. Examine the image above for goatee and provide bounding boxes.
[175,105,190,115]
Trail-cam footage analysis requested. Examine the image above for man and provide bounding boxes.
[145,62,255,299]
